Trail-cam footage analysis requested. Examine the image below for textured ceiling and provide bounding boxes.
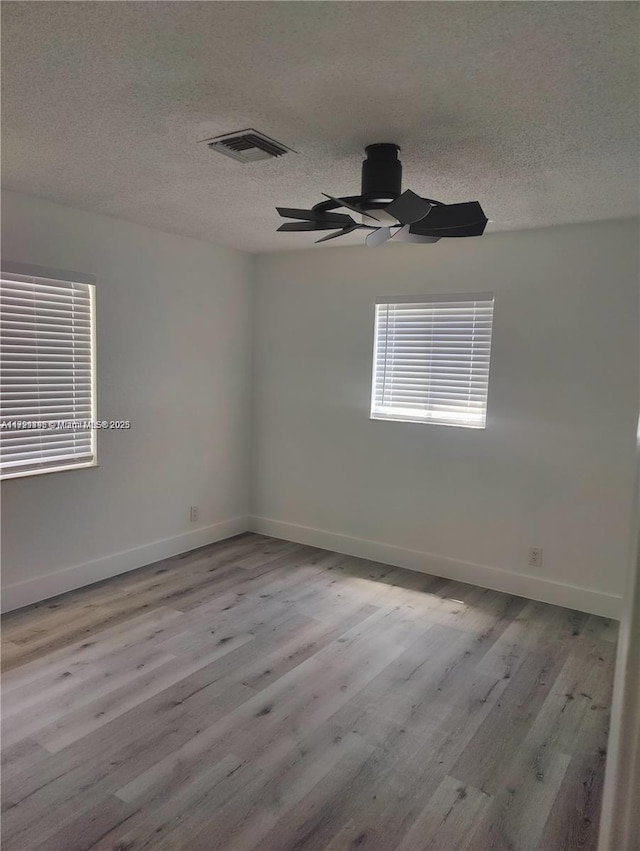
[2,1,638,253]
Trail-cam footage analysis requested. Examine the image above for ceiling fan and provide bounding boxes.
[276,143,488,246]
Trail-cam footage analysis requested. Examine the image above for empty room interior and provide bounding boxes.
[1,2,639,850]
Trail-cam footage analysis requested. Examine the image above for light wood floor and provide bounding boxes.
[1,533,617,851]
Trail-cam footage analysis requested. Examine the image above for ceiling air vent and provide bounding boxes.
[203,129,296,163]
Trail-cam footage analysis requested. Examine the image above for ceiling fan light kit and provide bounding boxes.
[277,143,488,246]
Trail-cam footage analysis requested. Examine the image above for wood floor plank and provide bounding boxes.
[279,631,509,850]
[2,647,176,750]
[1,680,255,850]
[112,605,422,810]
[34,633,254,753]
[0,533,262,667]
[32,794,137,851]
[393,774,492,851]
[87,754,250,851]
[1,614,312,820]
[466,749,572,851]
[538,746,608,851]
[2,606,186,688]
[186,734,374,851]
[1,532,617,851]
[450,647,568,795]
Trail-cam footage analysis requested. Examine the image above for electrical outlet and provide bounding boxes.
[528,547,543,568]
[190,505,199,523]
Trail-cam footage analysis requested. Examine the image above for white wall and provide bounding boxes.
[1,190,253,610]
[251,220,639,618]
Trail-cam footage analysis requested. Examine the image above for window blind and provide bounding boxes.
[371,293,494,428]
[0,271,96,479]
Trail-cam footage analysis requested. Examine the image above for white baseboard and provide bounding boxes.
[249,516,622,620]
[1,516,250,613]
[3,514,622,620]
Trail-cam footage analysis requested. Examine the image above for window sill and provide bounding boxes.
[1,460,99,481]
[369,414,486,429]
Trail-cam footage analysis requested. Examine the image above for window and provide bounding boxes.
[0,268,97,479]
[371,293,494,428]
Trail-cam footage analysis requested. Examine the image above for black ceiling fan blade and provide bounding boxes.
[321,194,381,222]
[277,221,354,232]
[384,190,433,225]
[411,201,487,233]
[409,220,488,238]
[393,226,441,244]
[276,207,354,225]
[315,225,362,243]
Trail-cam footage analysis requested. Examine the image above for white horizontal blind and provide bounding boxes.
[0,271,96,478]
[371,293,494,428]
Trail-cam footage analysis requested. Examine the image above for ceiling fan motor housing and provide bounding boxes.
[361,144,402,202]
